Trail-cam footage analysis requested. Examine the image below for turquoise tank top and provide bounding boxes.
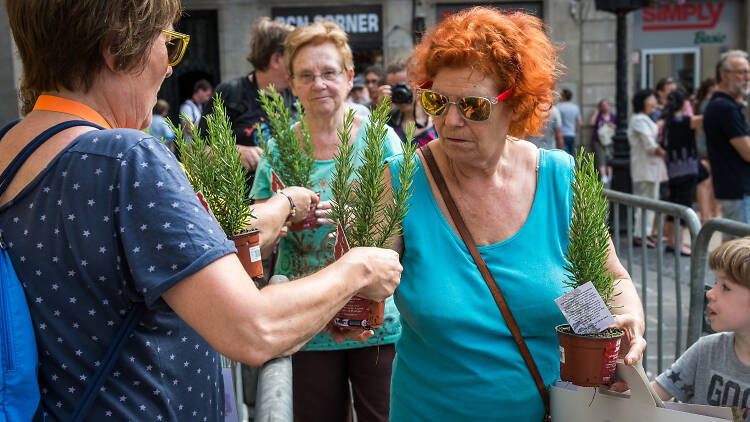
[388,147,573,421]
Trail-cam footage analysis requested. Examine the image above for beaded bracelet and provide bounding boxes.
[278,191,296,219]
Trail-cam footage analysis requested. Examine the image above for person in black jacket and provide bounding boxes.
[199,17,297,181]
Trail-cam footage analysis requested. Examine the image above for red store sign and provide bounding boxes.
[642,2,724,31]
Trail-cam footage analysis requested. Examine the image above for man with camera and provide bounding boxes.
[380,60,437,146]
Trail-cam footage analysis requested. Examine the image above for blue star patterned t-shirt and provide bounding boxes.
[0,128,237,421]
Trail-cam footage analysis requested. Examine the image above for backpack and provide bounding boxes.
[0,120,143,421]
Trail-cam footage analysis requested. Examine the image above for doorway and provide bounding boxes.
[640,48,700,94]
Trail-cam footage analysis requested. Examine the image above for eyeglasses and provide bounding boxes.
[292,69,345,85]
[162,29,190,66]
[728,69,750,77]
[416,81,513,122]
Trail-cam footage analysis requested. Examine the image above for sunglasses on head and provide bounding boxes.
[162,29,190,66]
[416,81,513,122]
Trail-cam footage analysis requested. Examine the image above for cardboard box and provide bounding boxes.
[551,361,736,421]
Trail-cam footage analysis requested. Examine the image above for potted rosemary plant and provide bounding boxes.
[172,94,263,279]
[256,86,318,232]
[328,100,418,329]
[555,149,624,386]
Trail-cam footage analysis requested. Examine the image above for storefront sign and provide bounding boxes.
[272,5,382,50]
[633,0,740,48]
[642,3,724,31]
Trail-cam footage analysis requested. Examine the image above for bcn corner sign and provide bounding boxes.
[635,1,739,47]
[273,5,383,49]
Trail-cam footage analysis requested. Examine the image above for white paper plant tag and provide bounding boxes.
[555,281,615,335]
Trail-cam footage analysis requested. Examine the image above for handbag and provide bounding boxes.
[420,145,551,422]
[597,122,615,146]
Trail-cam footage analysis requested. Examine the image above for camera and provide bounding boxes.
[391,82,413,104]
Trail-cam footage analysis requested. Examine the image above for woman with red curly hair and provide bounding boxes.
[385,7,646,420]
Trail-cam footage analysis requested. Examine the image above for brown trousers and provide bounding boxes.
[292,344,396,422]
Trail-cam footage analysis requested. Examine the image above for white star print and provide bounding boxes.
[35,297,42,303]
[187,223,195,229]
[140,224,147,231]
[88,199,95,206]
[178,242,186,249]
[148,202,156,208]
[148,265,155,272]
[119,395,126,402]
[82,230,90,237]
[81,154,88,160]
[69,297,77,303]
[171,201,179,208]
[52,284,58,290]
[88,309,96,316]
[51,374,58,381]
[163,222,171,229]
[132,246,140,253]
[40,215,46,221]
[156,181,164,188]
[94,168,102,175]
[67,386,75,393]
[36,242,43,249]
[126,204,133,211]
[141,162,149,168]
[67,214,75,221]
[39,323,46,329]
[155,243,163,250]
[72,183,80,190]
[75,349,82,356]
[99,246,107,253]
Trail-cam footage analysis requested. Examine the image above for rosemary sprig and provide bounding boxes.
[563,148,619,308]
[329,98,418,248]
[171,94,255,237]
[257,85,315,188]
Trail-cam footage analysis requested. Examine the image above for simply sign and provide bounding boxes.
[641,2,724,31]
[555,282,616,335]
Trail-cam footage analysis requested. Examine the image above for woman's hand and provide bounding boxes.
[323,322,374,344]
[314,200,335,226]
[237,145,263,171]
[607,312,647,392]
[340,247,402,302]
[280,187,318,223]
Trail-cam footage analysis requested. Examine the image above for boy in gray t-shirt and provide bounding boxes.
[652,237,750,421]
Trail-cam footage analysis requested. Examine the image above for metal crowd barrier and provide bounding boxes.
[604,189,701,375]
[686,218,750,348]
[254,275,293,422]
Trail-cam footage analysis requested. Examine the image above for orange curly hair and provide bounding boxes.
[409,7,562,138]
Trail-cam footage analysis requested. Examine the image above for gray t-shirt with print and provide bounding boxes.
[656,332,750,421]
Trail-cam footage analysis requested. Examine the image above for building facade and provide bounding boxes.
[0,0,748,146]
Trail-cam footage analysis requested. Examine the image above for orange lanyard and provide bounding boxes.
[32,95,112,129]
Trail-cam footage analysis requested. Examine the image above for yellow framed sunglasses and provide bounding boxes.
[162,29,190,66]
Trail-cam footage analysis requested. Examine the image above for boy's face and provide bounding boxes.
[706,270,750,333]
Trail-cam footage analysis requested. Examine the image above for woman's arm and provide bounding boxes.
[588,110,599,127]
[636,131,666,158]
[604,238,647,366]
[690,114,703,130]
[162,247,402,366]
[252,187,317,258]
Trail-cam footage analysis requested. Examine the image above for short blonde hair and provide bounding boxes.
[284,20,353,77]
[709,236,750,289]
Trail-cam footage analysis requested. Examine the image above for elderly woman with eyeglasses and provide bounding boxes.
[250,20,404,422]
[0,2,402,420]
[384,8,646,421]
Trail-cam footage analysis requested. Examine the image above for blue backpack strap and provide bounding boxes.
[0,120,103,196]
[0,120,143,419]
[69,304,144,421]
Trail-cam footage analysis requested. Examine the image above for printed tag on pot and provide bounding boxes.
[555,281,615,335]
[270,169,285,193]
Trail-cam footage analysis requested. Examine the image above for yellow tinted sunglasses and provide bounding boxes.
[162,29,190,66]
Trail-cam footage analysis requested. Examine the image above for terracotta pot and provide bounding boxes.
[333,296,385,330]
[289,193,321,232]
[556,324,624,387]
[230,229,263,280]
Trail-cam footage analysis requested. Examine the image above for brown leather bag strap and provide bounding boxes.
[420,145,551,418]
